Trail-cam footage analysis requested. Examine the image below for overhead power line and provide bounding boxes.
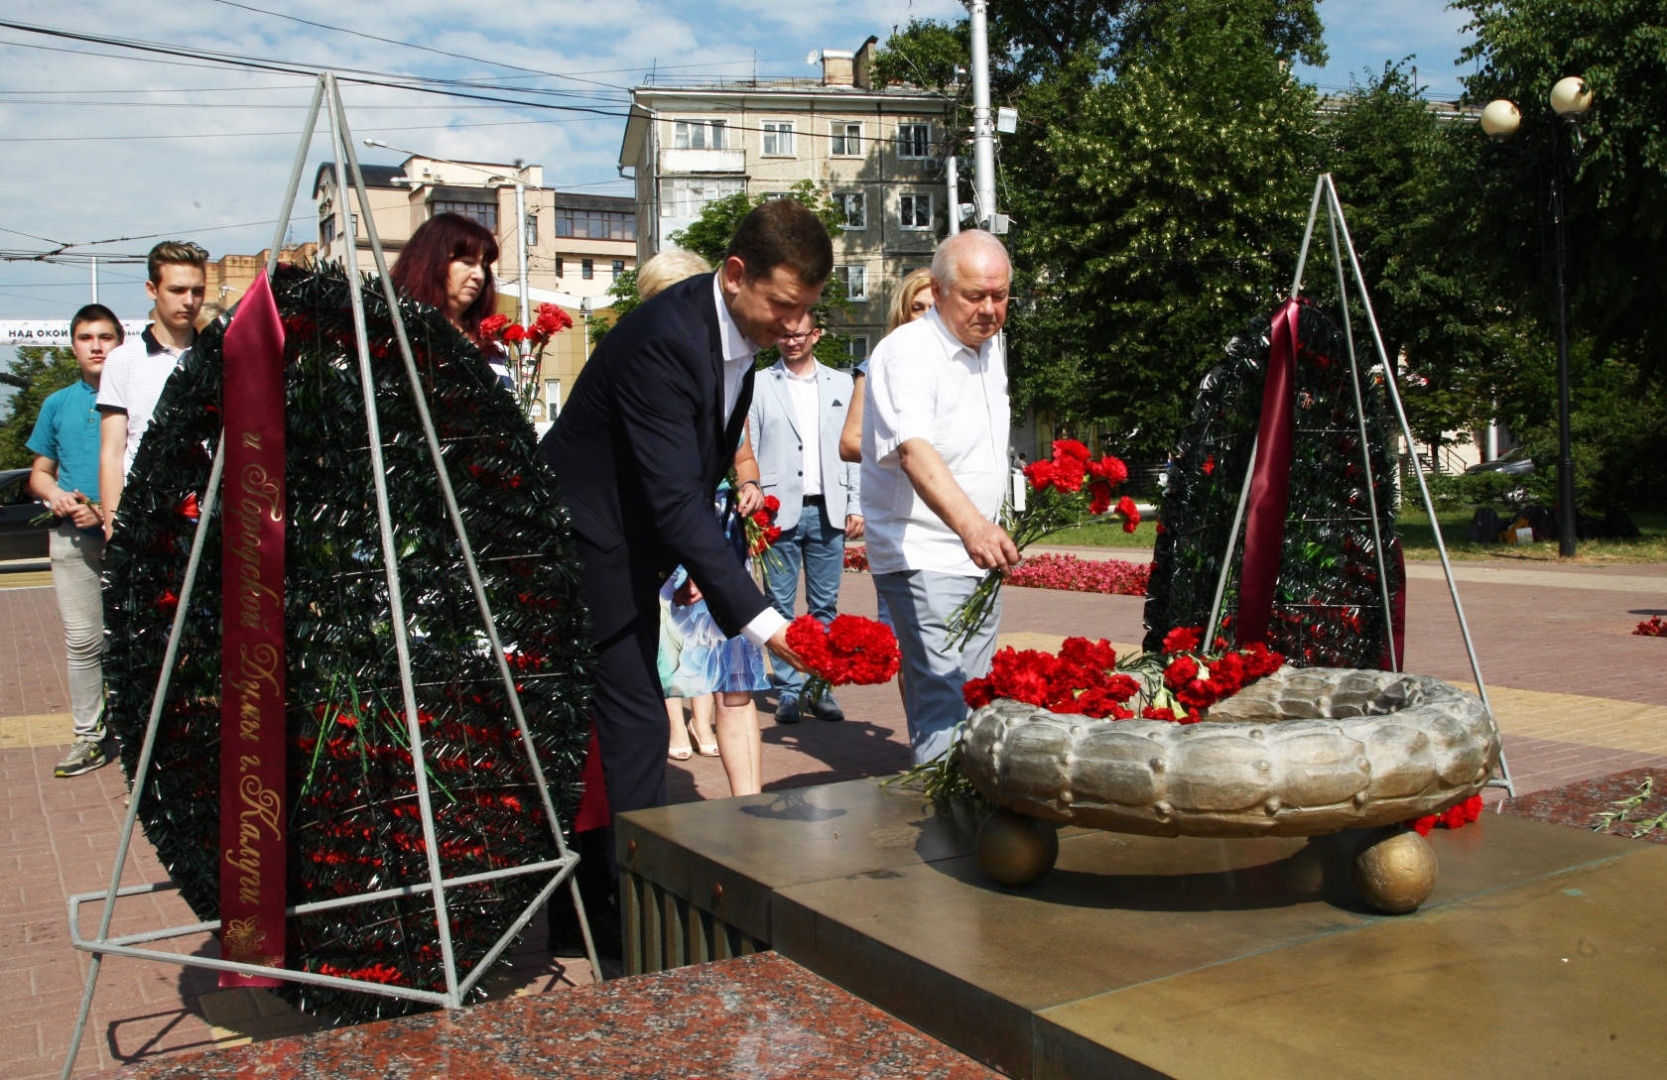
[206,0,634,93]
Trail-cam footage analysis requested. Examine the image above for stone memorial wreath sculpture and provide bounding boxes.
[961,666,1500,913]
[946,291,1501,914]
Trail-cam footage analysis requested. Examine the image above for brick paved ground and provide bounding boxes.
[3,551,1665,1079]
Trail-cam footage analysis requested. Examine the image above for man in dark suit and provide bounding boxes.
[540,200,832,950]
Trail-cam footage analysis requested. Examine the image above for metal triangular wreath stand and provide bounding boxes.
[1204,172,1514,801]
[61,72,598,1079]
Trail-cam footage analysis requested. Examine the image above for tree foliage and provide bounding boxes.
[667,180,853,368]
[0,347,80,469]
[1007,1,1322,461]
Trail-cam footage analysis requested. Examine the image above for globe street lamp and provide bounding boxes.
[1480,76,1593,558]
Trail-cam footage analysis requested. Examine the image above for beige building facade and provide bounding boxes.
[619,39,953,361]
[311,160,635,422]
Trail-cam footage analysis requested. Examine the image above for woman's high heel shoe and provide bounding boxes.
[689,720,720,757]
[668,742,693,762]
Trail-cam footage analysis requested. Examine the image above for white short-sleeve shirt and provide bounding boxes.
[861,307,1009,577]
[96,327,190,477]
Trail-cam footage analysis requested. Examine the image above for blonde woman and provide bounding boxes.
[839,267,934,463]
[641,250,766,796]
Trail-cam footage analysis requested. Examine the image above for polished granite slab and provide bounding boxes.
[618,778,1667,1080]
[106,951,1003,1079]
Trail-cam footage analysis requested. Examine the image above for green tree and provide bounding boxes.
[0,347,79,468]
[1007,1,1323,461]
[872,1,1326,458]
[1316,63,1506,466]
[667,180,853,368]
[1456,0,1667,374]
[1452,0,1667,509]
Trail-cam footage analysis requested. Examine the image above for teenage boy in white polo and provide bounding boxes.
[98,240,207,540]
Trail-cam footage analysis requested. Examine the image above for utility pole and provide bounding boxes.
[945,150,961,236]
[967,1,997,230]
[512,167,530,329]
[90,255,98,304]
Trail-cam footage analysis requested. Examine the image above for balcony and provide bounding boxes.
[659,148,746,175]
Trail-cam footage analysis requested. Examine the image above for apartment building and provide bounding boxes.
[311,160,637,422]
[619,38,953,361]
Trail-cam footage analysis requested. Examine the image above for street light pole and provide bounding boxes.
[1480,76,1592,558]
[1549,125,1577,558]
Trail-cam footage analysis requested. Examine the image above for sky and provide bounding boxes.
[0,0,1478,336]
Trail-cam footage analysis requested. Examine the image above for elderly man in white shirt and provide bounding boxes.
[862,230,1019,764]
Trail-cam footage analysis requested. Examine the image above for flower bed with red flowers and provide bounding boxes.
[1005,552,1151,596]
[843,544,869,573]
[1634,616,1667,637]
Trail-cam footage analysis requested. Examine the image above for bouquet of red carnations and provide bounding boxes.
[744,493,785,584]
[945,439,1140,649]
[785,614,901,705]
[480,302,573,413]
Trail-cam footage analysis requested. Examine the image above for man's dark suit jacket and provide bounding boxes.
[540,270,770,644]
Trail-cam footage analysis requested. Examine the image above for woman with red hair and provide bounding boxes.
[390,212,501,352]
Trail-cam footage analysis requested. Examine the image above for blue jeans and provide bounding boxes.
[764,498,845,698]
[872,570,1000,765]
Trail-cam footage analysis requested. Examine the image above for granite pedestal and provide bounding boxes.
[618,778,1667,1080]
[107,951,1000,1079]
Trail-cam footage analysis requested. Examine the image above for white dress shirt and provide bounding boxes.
[712,275,789,647]
[862,307,1010,577]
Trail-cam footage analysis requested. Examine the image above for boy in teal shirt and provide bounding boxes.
[28,303,121,777]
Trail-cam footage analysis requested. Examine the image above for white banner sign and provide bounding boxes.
[1,320,149,347]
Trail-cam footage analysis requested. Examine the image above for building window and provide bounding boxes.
[433,199,497,232]
[896,123,931,159]
[761,121,795,156]
[835,191,866,231]
[900,193,933,230]
[846,336,870,361]
[831,122,862,156]
[836,265,868,302]
[673,119,727,150]
[555,256,564,278]
[612,259,625,279]
[555,208,636,241]
[582,258,594,280]
[545,379,561,416]
[525,214,539,247]
[660,177,744,218]
[320,216,337,244]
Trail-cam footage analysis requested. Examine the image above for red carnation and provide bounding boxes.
[1087,455,1128,486]
[1059,636,1117,671]
[502,323,528,344]
[1024,459,1060,493]
[1161,626,1202,654]
[1117,495,1140,532]
[1163,655,1200,690]
[479,313,510,338]
[1088,481,1113,516]
[1051,439,1091,468]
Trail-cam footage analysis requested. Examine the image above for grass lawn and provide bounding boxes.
[1040,509,1667,565]
[1396,508,1667,564]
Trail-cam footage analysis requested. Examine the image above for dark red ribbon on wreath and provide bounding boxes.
[1233,298,1301,647]
[217,271,288,988]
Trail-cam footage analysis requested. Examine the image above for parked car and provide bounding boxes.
[1464,447,1534,477]
[0,468,51,561]
[1463,447,1534,508]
